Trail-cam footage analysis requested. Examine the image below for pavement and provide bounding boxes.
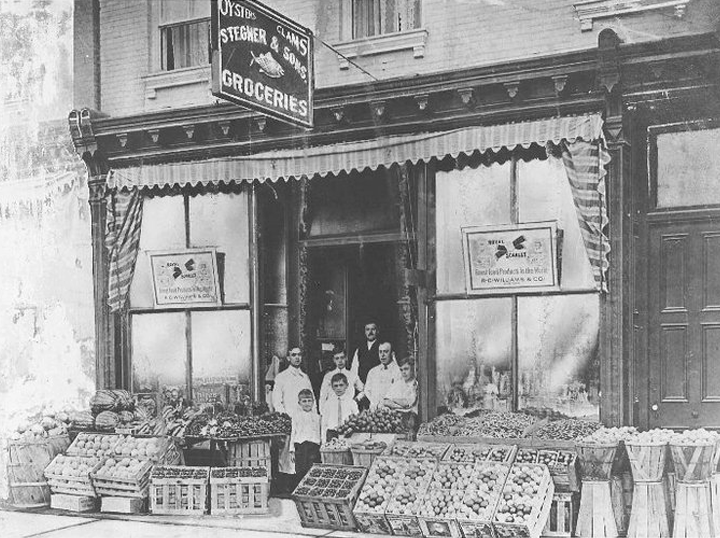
[1,499,385,538]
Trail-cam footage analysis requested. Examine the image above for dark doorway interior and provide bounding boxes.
[307,243,398,394]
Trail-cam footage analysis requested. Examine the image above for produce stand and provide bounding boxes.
[150,465,210,515]
[493,463,554,538]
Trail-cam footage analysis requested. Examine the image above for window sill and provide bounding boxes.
[573,0,691,31]
[332,28,428,70]
[142,65,211,100]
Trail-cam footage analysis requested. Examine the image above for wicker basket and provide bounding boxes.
[670,442,715,483]
[576,442,618,481]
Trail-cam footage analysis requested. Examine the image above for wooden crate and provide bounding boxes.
[65,433,121,459]
[540,450,580,493]
[350,445,386,468]
[456,462,510,538]
[51,493,97,512]
[100,496,146,514]
[542,491,578,538]
[210,467,269,515]
[383,441,451,460]
[44,455,102,497]
[294,464,368,531]
[91,459,153,498]
[494,463,555,538]
[224,438,272,476]
[149,465,210,515]
[385,483,428,536]
[418,514,463,538]
[670,443,715,483]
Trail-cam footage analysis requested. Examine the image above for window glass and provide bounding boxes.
[518,158,596,290]
[518,294,600,421]
[161,20,210,71]
[436,163,511,294]
[436,299,512,412]
[189,191,250,304]
[657,129,720,208]
[191,310,252,406]
[130,195,186,308]
[352,0,421,38]
[132,312,187,392]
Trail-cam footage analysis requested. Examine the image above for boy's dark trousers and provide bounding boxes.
[294,441,321,481]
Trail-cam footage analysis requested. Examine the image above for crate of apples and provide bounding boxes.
[353,457,405,535]
[112,435,168,462]
[384,441,450,460]
[538,449,579,491]
[385,485,427,536]
[443,443,516,464]
[493,463,554,538]
[457,463,510,538]
[66,433,121,459]
[417,489,464,538]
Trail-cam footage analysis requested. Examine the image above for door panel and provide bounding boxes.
[648,216,720,428]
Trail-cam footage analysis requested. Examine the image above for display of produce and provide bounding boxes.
[494,464,551,525]
[386,486,424,516]
[112,436,166,461]
[533,418,602,441]
[443,443,515,463]
[183,412,291,438]
[397,458,437,488]
[45,455,100,479]
[94,410,121,431]
[89,389,134,415]
[384,441,449,460]
[417,413,465,436]
[354,457,405,512]
[429,462,478,490]
[336,408,408,435]
[295,465,366,500]
[66,433,120,458]
[94,457,148,479]
[458,463,509,520]
[417,489,463,518]
[580,426,637,445]
[322,437,351,450]
[152,466,210,479]
[669,428,720,445]
[10,410,72,441]
[516,448,538,463]
[520,406,570,420]
[211,467,267,479]
[625,429,674,445]
[454,411,537,439]
[69,410,95,430]
[669,428,719,483]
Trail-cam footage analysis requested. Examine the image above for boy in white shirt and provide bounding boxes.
[320,373,358,442]
[319,349,364,406]
[363,342,400,408]
[380,356,419,431]
[290,389,321,484]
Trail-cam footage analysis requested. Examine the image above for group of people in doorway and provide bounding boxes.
[268,321,419,492]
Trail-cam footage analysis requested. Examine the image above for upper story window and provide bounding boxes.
[159,0,210,71]
[352,0,421,38]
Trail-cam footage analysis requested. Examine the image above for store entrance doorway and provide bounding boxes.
[647,209,720,429]
[308,243,398,388]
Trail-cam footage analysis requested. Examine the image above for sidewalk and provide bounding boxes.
[1,499,382,538]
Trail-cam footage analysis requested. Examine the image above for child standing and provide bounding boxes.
[320,373,358,442]
[380,356,419,431]
[290,389,321,485]
[319,348,365,406]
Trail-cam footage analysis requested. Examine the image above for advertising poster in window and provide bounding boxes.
[462,222,559,294]
[211,0,314,127]
[148,248,222,307]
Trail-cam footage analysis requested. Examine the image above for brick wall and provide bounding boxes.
[94,0,720,116]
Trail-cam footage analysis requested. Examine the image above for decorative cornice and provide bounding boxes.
[574,0,691,32]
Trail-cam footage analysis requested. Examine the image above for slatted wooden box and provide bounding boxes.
[44,455,102,497]
[149,465,209,515]
[224,438,272,478]
[210,466,269,515]
[51,493,97,512]
[542,491,578,538]
[442,443,517,464]
[493,463,555,538]
[91,459,153,498]
[456,462,510,538]
[293,464,367,531]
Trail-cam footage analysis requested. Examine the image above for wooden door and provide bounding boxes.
[647,210,720,428]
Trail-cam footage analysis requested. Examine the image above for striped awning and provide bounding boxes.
[107,113,604,189]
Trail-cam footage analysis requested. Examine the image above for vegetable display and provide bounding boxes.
[336,408,407,436]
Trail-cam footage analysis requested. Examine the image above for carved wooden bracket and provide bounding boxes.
[604,114,624,144]
[598,29,622,94]
[414,94,430,112]
[116,133,128,148]
[504,82,520,100]
[182,124,195,140]
[457,87,475,107]
[552,75,568,95]
[217,120,231,137]
[147,128,160,144]
[254,116,267,132]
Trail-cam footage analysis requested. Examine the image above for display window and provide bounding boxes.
[435,152,600,420]
[128,189,253,405]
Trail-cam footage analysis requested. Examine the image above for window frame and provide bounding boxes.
[159,17,212,72]
[433,154,602,413]
[125,189,256,404]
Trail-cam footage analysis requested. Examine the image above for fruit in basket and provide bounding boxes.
[625,429,674,445]
[337,408,406,435]
[322,437,350,450]
[494,465,547,525]
[581,426,637,445]
[670,428,720,445]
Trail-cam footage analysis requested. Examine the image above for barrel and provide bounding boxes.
[6,435,70,508]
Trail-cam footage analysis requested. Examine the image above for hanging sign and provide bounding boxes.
[461,221,560,294]
[211,0,314,128]
[148,248,222,307]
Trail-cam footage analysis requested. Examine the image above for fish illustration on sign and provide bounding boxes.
[250,51,285,78]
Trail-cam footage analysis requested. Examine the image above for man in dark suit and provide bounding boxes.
[350,321,381,386]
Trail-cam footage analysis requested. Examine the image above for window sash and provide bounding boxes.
[161,19,210,71]
[352,0,420,39]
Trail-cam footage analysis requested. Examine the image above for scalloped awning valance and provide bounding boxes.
[107,113,604,189]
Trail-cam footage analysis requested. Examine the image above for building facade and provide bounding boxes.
[70,0,720,429]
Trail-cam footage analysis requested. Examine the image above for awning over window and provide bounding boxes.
[107,113,604,189]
